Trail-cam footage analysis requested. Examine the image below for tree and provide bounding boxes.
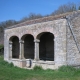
[0,20,18,28]
[78,6,80,10]
[20,13,43,22]
[51,2,77,15]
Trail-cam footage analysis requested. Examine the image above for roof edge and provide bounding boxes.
[5,10,80,29]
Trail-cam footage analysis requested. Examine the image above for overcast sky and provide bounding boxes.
[0,0,80,22]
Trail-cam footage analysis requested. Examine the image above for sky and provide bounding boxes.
[0,0,80,22]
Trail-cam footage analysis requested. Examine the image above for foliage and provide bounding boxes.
[33,65,43,70]
[20,13,43,22]
[0,56,14,67]
[0,20,18,28]
[0,27,4,32]
[0,55,3,60]
[79,6,80,10]
[0,44,4,49]
[0,60,14,67]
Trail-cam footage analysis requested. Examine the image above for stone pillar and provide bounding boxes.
[19,40,24,59]
[34,39,40,61]
[9,41,12,59]
[53,38,55,61]
[19,40,26,68]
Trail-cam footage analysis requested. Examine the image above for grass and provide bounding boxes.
[0,56,80,80]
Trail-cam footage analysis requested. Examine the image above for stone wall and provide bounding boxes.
[67,11,80,66]
[4,18,67,69]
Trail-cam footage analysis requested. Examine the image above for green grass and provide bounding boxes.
[0,56,80,80]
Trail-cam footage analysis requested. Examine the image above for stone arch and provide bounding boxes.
[21,34,34,59]
[20,32,34,40]
[37,32,54,61]
[8,34,19,41]
[9,36,19,58]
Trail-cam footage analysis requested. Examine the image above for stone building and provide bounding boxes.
[4,11,80,69]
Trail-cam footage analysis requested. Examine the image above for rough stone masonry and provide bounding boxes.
[4,10,80,69]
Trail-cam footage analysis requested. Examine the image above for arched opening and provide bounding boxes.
[9,36,19,58]
[37,32,54,61]
[21,34,34,59]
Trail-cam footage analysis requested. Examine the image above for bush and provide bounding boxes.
[0,44,4,55]
[58,65,77,72]
[8,62,14,67]
[0,60,14,67]
[33,66,43,70]
[0,44,4,49]
[0,55,3,60]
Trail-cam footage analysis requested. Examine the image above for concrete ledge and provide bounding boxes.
[10,59,26,68]
[33,60,55,65]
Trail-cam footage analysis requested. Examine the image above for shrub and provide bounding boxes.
[33,66,43,70]
[8,62,14,67]
[0,44,4,55]
[0,44,4,49]
[0,60,14,67]
[0,55,3,60]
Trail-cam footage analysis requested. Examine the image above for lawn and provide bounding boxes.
[0,56,80,80]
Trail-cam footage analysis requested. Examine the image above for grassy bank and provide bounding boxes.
[0,56,80,80]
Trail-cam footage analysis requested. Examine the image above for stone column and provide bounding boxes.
[9,41,12,59]
[19,40,24,59]
[34,39,40,61]
[53,38,55,61]
[19,40,26,68]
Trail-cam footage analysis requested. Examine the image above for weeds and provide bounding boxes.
[58,65,77,72]
[0,60,14,67]
[33,66,43,70]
